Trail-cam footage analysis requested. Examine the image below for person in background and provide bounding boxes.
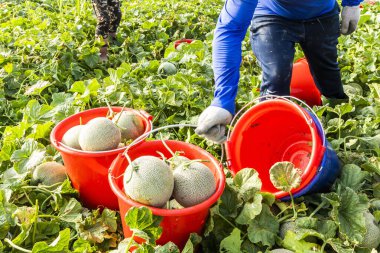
[195,0,362,144]
[92,0,122,61]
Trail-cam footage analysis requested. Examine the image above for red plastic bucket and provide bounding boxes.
[174,39,194,49]
[108,139,225,249]
[225,98,325,199]
[50,107,153,209]
[290,58,322,107]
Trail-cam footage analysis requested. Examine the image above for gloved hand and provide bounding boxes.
[341,6,361,35]
[195,106,233,144]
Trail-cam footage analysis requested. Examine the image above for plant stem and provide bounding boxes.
[289,191,297,219]
[278,213,295,223]
[309,202,326,218]
[32,199,39,245]
[216,213,237,229]
[4,238,32,253]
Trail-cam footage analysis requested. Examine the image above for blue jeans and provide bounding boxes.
[250,5,348,99]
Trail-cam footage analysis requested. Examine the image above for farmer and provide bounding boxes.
[92,0,122,61]
[195,0,361,144]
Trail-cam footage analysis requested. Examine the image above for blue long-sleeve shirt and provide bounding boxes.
[211,0,362,115]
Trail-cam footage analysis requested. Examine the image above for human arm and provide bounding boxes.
[195,0,257,143]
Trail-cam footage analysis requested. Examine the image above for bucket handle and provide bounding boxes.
[227,95,326,147]
[120,123,226,170]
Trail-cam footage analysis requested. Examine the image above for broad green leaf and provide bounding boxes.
[322,187,368,244]
[219,184,242,218]
[125,207,162,244]
[58,198,82,223]
[72,238,96,252]
[25,80,51,96]
[283,231,320,253]
[334,164,368,191]
[247,204,279,247]
[101,208,117,233]
[155,242,180,253]
[182,233,202,253]
[10,139,46,173]
[31,228,70,253]
[269,162,302,192]
[219,228,242,253]
[233,168,262,201]
[235,193,262,225]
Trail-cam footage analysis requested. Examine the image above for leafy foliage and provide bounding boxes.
[0,0,379,252]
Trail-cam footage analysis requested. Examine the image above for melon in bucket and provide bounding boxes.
[108,140,225,249]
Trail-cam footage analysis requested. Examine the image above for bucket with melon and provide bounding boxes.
[108,124,225,249]
[50,107,153,209]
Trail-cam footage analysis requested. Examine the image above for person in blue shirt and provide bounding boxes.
[195,0,361,143]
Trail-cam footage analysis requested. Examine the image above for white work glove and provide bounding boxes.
[195,106,233,144]
[341,6,361,35]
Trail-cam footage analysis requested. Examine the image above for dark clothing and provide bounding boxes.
[250,3,347,99]
[92,0,121,39]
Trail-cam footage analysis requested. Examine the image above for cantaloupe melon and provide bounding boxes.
[158,62,177,75]
[32,162,67,186]
[123,156,174,207]
[62,125,83,150]
[279,221,296,239]
[360,212,380,249]
[78,117,121,151]
[112,111,145,142]
[173,161,216,207]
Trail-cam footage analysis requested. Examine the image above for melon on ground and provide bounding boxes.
[62,125,83,150]
[279,221,296,239]
[123,156,174,207]
[78,117,121,151]
[360,212,380,249]
[112,110,145,142]
[173,161,216,207]
[158,62,177,75]
[32,162,67,186]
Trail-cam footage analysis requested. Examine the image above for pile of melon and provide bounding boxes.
[123,151,216,209]
[61,110,145,151]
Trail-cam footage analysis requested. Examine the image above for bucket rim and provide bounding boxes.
[226,98,324,198]
[108,140,226,216]
[50,107,153,157]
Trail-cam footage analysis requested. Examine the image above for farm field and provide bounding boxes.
[0,0,379,252]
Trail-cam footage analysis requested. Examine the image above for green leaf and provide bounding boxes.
[247,204,279,247]
[125,207,162,244]
[155,242,180,253]
[219,184,242,218]
[25,80,51,96]
[182,233,202,253]
[219,228,242,253]
[283,231,320,253]
[322,187,368,244]
[235,193,262,225]
[72,238,96,252]
[31,228,70,253]
[269,162,302,192]
[58,198,82,223]
[10,139,46,173]
[233,168,262,201]
[334,164,368,191]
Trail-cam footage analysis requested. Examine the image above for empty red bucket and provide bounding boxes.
[108,140,225,249]
[290,58,322,107]
[225,98,324,199]
[50,107,153,209]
